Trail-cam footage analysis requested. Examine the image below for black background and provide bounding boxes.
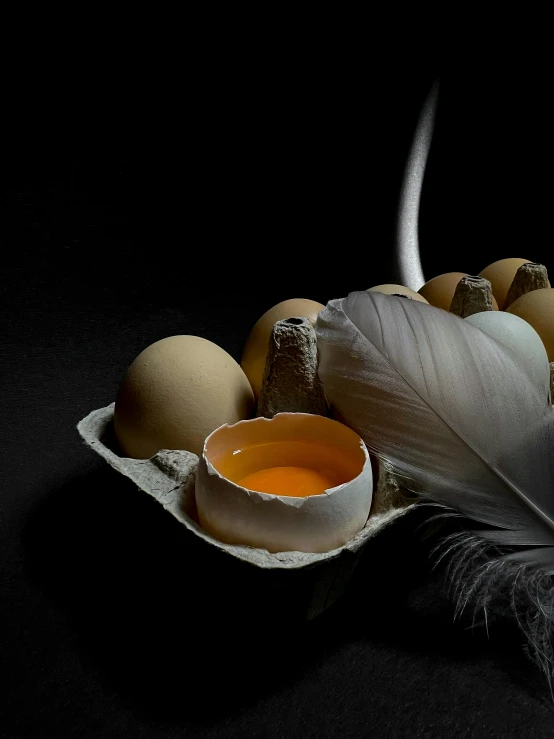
[3,67,554,738]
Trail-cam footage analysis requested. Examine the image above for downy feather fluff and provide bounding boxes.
[316,290,554,688]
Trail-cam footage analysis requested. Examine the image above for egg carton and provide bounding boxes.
[77,403,416,620]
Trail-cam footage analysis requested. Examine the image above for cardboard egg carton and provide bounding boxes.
[77,401,415,619]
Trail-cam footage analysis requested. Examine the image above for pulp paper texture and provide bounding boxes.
[77,404,414,570]
[257,318,327,418]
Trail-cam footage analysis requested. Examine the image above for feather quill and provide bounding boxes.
[316,290,554,687]
[394,78,439,292]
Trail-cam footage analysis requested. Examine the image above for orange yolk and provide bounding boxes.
[212,439,363,499]
[238,466,337,497]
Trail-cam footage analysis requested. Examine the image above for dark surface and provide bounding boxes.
[3,72,554,738]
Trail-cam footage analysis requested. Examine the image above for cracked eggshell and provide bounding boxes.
[195,413,373,554]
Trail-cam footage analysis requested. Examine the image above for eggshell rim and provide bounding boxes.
[201,412,371,505]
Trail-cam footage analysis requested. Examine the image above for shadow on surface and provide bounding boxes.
[22,466,543,723]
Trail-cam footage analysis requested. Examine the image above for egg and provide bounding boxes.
[367,284,429,303]
[418,272,499,312]
[506,288,554,362]
[418,272,469,311]
[195,412,373,553]
[465,311,550,392]
[114,335,255,458]
[241,298,325,399]
[478,258,530,310]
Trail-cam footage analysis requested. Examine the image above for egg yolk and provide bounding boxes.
[238,466,337,497]
[213,440,363,498]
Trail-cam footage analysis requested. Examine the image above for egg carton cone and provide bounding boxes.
[77,403,416,620]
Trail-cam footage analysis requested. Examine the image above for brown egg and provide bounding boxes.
[418,272,469,311]
[241,298,325,399]
[478,258,530,310]
[505,288,554,361]
[367,284,429,303]
[418,272,499,312]
[114,336,255,458]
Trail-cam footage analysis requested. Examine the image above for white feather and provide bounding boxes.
[316,291,554,571]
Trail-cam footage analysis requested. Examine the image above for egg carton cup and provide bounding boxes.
[77,403,416,619]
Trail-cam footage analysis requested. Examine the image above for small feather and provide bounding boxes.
[433,531,554,699]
